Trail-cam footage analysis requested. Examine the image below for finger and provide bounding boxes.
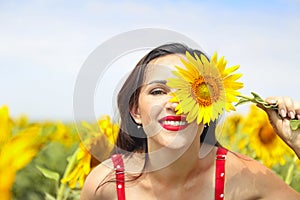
[262,103,281,127]
[282,97,295,119]
[276,97,287,118]
[265,96,278,105]
[260,96,278,113]
[262,96,281,122]
[281,118,292,141]
[294,101,300,119]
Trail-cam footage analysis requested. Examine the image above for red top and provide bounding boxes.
[111,146,228,200]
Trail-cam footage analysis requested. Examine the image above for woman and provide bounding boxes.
[81,43,300,199]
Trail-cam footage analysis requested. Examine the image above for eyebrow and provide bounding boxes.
[146,80,167,85]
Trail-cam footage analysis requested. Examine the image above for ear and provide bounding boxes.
[130,105,142,125]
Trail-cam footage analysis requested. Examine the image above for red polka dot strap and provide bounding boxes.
[215,147,228,200]
[111,154,126,200]
[111,148,227,200]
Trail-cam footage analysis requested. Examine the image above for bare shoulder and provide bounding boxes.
[226,151,268,173]
[80,153,145,200]
[80,158,116,200]
[225,151,300,199]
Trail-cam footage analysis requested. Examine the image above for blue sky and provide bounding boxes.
[1,0,300,121]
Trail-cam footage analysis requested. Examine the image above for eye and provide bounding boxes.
[150,88,166,95]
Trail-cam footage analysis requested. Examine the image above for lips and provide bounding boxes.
[159,116,188,131]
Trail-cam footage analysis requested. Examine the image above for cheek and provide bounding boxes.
[139,100,162,123]
[139,103,164,137]
[139,98,163,123]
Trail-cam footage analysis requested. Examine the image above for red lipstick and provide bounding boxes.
[159,116,188,131]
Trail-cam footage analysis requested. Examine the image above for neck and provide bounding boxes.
[146,140,216,185]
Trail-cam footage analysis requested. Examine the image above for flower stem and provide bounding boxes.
[284,155,298,185]
[237,94,253,100]
[57,148,79,200]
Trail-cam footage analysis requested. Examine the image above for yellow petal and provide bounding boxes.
[186,103,199,122]
[180,57,200,76]
[223,65,240,76]
[211,52,218,64]
[0,105,12,144]
[175,67,196,83]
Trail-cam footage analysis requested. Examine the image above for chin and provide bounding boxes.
[151,129,198,150]
[144,121,200,150]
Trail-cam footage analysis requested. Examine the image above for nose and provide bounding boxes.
[169,102,179,110]
[165,101,179,112]
[166,93,180,112]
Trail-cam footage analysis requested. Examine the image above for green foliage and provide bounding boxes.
[36,166,60,182]
[12,141,78,200]
[272,156,300,192]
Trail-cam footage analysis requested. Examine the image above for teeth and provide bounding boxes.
[162,120,187,126]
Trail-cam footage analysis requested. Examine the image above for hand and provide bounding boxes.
[261,97,300,159]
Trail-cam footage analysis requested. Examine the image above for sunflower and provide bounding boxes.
[61,143,91,188]
[218,113,244,149]
[62,115,119,188]
[0,125,43,200]
[243,105,294,167]
[48,122,78,147]
[97,115,119,145]
[167,51,243,125]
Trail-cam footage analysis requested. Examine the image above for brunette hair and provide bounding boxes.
[113,42,219,155]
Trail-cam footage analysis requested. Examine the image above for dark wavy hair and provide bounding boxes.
[113,42,219,156]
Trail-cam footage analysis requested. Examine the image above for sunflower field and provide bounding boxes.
[0,104,300,200]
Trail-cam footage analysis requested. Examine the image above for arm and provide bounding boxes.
[252,159,300,199]
[226,152,300,199]
[262,96,300,159]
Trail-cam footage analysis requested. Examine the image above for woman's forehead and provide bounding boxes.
[144,54,186,83]
[148,53,185,66]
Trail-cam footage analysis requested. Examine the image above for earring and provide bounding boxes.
[137,124,142,129]
[204,124,208,128]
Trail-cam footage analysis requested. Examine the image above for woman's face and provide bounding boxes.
[131,54,204,151]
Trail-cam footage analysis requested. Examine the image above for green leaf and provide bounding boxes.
[290,120,300,131]
[36,165,60,182]
[251,92,264,102]
[235,98,251,106]
[251,92,263,101]
[263,104,278,109]
[45,193,56,200]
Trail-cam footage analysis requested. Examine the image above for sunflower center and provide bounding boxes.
[258,125,276,144]
[191,76,221,106]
